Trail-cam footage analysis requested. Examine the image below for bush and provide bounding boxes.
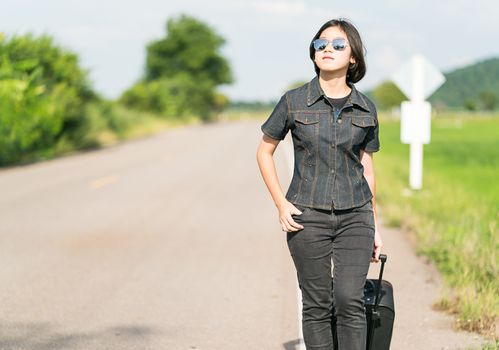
[120,74,215,120]
[0,32,99,165]
[0,58,65,163]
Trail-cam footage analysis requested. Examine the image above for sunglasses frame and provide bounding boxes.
[312,37,349,52]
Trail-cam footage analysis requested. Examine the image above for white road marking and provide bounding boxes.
[89,175,118,189]
[282,136,306,350]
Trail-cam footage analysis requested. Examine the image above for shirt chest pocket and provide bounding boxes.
[350,115,376,144]
[293,113,320,141]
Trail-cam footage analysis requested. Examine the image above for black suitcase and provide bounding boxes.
[331,254,395,350]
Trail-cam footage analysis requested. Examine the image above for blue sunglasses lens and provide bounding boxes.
[313,38,348,51]
[332,38,348,50]
[313,38,328,51]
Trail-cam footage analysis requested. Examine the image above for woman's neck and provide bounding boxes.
[318,73,351,99]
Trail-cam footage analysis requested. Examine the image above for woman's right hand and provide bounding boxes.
[277,201,305,232]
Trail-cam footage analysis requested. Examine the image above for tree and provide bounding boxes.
[463,99,476,111]
[146,14,232,86]
[479,90,496,110]
[121,13,233,121]
[371,81,406,110]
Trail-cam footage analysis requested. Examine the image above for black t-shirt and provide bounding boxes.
[326,90,351,110]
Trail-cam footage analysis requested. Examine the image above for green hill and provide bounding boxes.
[366,56,499,111]
[429,56,499,110]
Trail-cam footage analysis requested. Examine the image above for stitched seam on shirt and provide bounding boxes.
[354,89,372,112]
[323,115,332,209]
[310,124,320,206]
[294,136,309,203]
[348,123,356,207]
[296,149,307,203]
[333,119,338,209]
[290,109,330,113]
[346,154,353,205]
[355,163,367,203]
[307,80,311,104]
[360,165,367,202]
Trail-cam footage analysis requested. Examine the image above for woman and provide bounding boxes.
[256,18,383,350]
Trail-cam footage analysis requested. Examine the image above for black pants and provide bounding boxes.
[287,201,375,350]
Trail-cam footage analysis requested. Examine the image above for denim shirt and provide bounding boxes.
[261,75,380,210]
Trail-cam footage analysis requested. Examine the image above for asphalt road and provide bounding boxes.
[0,119,490,349]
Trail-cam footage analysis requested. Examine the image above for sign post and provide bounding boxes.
[391,53,445,189]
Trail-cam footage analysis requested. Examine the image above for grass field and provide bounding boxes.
[238,107,499,345]
[374,111,498,342]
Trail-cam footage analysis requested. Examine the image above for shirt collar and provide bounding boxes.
[306,75,371,112]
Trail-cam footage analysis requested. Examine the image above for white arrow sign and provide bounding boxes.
[391,53,445,102]
[391,53,445,190]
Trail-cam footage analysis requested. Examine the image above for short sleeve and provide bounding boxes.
[361,106,380,152]
[261,93,290,140]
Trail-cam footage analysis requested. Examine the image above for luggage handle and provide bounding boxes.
[373,254,387,312]
[367,254,387,350]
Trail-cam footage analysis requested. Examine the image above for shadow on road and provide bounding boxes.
[0,322,160,349]
[283,338,303,350]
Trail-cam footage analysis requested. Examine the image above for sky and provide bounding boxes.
[2,0,499,102]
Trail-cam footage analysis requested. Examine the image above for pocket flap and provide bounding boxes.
[351,116,376,127]
[295,114,320,124]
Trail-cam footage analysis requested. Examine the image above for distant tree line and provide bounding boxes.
[229,100,276,110]
[1,15,496,167]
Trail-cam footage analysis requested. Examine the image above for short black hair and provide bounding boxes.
[309,18,367,83]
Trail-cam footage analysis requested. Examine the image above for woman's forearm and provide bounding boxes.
[256,150,287,209]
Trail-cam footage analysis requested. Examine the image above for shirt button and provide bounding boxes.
[338,119,343,124]
[331,169,335,174]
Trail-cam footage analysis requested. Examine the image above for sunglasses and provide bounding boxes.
[312,37,349,51]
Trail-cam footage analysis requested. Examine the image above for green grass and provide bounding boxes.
[48,105,205,163]
[375,111,499,342]
[92,104,204,147]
